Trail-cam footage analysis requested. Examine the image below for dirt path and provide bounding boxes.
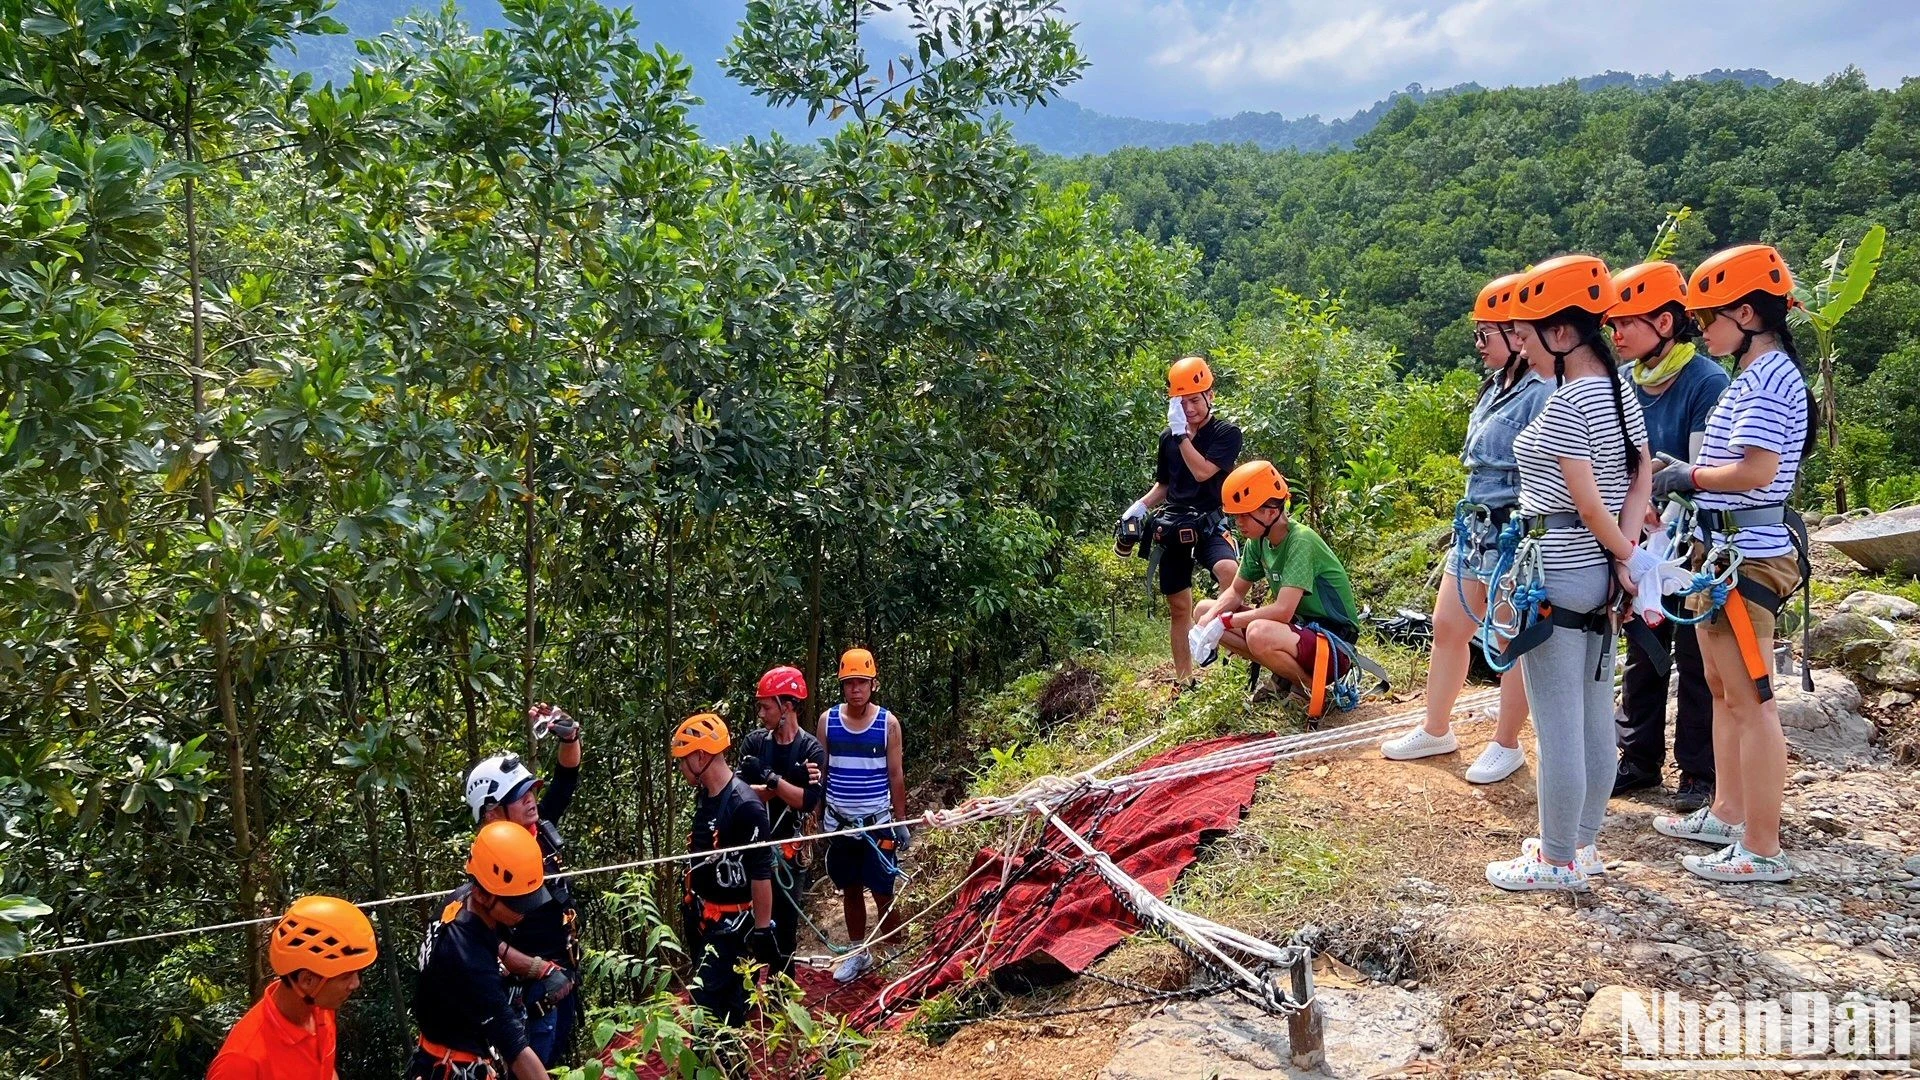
[838,678,1920,1078]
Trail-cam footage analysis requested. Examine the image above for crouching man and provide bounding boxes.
[1195,460,1362,718]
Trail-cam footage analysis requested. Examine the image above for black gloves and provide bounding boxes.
[746,924,780,967]
[737,755,769,786]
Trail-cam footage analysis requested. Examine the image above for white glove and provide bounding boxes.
[1626,536,1690,626]
[1624,546,1660,585]
[1167,398,1189,438]
[1124,499,1149,522]
[1188,618,1225,663]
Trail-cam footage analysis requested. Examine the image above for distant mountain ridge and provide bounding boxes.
[287,2,1782,155]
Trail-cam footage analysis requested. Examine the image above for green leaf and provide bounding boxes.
[0,896,52,924]
[1814,224,1886,328]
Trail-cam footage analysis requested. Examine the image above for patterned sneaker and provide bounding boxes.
[1521,837,1605,876]
[1486,847,1591,892]
[1652,806,1745,845]
[1380,726,1458,761]
[1682,842,1794,883]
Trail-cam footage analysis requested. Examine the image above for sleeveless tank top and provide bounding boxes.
[824,705,892,818]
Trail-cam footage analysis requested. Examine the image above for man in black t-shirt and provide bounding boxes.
[1119,355,1243,682]
[672,713,777,1026]
[409,822,554,1080]
[739,666,827,976]
[461,704,584,1066]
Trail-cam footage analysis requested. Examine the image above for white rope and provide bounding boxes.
[5,814,926,962]
[931,687,1503,823]
[1044,812,1310,1013]
[6,684,1507,964]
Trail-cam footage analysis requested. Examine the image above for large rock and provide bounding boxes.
[1861,641,1920,693]
[1099,986,1444,1080]
[1838,591,1920,621]
[1775,670,1875,764]
[1577,985,1634,1039]
[1807,612,1898,668]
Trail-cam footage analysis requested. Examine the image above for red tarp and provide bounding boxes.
[848,732,1274,1029]
[603,733,1273,1071]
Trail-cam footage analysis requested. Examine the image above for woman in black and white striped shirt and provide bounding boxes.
[1648,244,1815,884]
[1485,255,1653,892]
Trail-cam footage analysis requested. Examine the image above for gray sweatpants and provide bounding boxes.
[1518,563,1616,865]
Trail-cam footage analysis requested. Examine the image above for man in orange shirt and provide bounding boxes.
[208,895,378,1079]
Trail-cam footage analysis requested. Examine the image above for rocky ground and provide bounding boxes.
[843,565,1920,1078]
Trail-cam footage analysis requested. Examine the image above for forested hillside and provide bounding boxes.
[0,0,1194,1073]
[1039,70,1920,499]
[3,0,1917,1076]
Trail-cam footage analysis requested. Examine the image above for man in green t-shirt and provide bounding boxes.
[1195,460,1360,710]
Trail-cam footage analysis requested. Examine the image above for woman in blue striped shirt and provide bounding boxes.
[1649,245,1815,884]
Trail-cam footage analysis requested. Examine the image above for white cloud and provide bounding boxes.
[1047,0,1920,119]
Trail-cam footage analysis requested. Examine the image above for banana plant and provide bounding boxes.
[1792,224,1887,511]
[1644,206,1693,262]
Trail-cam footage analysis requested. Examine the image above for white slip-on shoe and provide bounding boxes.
[1521,836,1605,876]
[1380,726,1459,761]
[1652,806,1745,845]
[1464,741,1526,784]
[1486,847,1591,893]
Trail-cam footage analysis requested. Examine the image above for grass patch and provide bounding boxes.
[1171,773,1379,930]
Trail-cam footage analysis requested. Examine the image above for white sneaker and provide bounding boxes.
[1485,847,1591,892]
[1521,836,1605,876]
[1465,741,1525,784]
[1380,727,1458,761]
[832,949,873,984]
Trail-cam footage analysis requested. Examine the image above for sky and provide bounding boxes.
[877,0,1920,122]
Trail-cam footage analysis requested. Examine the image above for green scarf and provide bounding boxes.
[1632,341,1695,388]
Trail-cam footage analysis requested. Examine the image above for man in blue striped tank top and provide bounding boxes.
[815,647,908,983]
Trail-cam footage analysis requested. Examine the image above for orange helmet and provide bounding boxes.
[1474,273,1524,322]
[1511,255,1613,321]
[838,648,877,680]
[467,820,551,912]
[1221,460,1291,514]
[1686,244,1794,310]
[269,895,378,979]
[1166,355,1213,398]
[671,713,730,758]
[1608,261,1687,320]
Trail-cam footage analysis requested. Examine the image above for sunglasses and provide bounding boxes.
[1472,324,1513,346]
[1691,309,1721,332]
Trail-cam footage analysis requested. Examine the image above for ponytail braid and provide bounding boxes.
[1749,292,1820,459]
[1545,308,1641,477]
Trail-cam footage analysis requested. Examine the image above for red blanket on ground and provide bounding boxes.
[603,733,1273,1071]
[848,732,1272,1028]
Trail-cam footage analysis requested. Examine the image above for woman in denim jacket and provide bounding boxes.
[1381,273,1549,783]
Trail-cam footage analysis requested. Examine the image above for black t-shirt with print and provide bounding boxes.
[686,776,774,906]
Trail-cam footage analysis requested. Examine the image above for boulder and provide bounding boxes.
[1807,612,1898,669]
[1837,591,1920,621]
[1861,641,1920,693]
[1775,669,1875,765]
[1577,985,1634,1039]
[1098,986,1444,1080]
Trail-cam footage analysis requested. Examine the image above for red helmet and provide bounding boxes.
[756,665,808,701]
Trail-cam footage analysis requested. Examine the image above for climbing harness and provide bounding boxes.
[1480,512,1627,676]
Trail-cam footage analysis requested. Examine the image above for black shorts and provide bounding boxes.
[1158,521,1238,596]
[825,832,899,898]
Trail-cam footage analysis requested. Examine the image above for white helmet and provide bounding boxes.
[465,753,539,822]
